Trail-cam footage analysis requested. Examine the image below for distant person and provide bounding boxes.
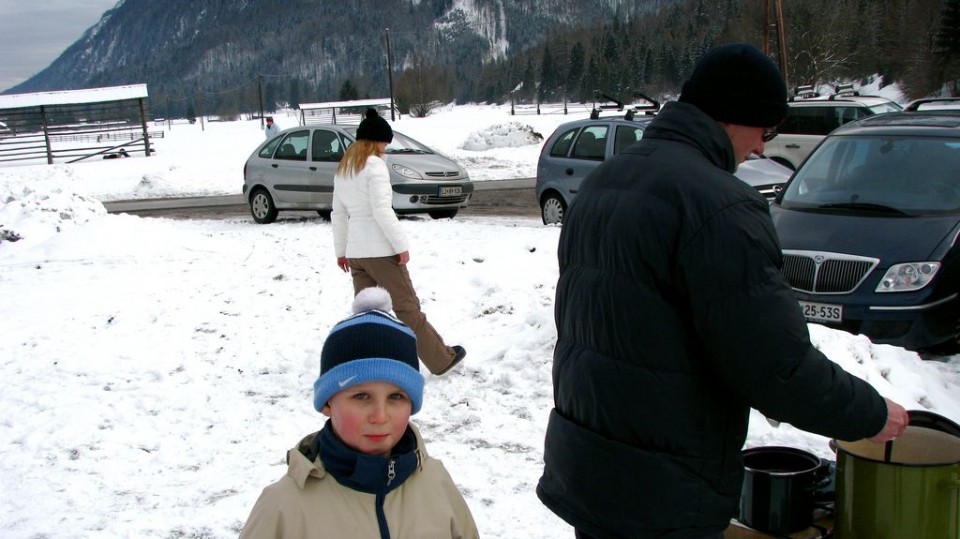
[536,43,909,539]
[239,287,480,538]
[332,108,466,376]
[102,148,130,159]
[264,116,279,139]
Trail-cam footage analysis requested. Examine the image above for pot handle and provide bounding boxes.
[808,458,835,491]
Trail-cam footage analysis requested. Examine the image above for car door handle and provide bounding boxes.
[565,168,574,175]
[309,166,317,171]
[271,164,279,168]
[785,144,800,149]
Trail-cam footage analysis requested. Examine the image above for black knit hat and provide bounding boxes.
[355,108,394,143]
[314,287,423,414]
[679,43,788,128]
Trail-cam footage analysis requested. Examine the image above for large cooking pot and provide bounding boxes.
[835,410,960,539]
[739,446,831,535]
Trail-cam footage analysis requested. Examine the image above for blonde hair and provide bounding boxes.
[337,139,384,177]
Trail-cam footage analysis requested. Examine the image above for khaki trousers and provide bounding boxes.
[348,256,455,374]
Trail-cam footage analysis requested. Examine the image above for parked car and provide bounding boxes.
[535,114,792,224]
[770,109,960,351]
[763,87,901,170]
[243,125,473,223]
[904,97,960,111]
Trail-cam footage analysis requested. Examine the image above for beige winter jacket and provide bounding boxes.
[332,155,410,259]
[238,425,479,539]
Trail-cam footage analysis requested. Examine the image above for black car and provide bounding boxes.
[771,109,960,351]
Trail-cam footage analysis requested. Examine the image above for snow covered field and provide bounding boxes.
[2,102,958,538]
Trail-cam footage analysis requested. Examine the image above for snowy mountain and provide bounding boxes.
[6,0,672,101]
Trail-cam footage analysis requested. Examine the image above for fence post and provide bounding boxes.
[40,105,53,165]
[138,98,152,157]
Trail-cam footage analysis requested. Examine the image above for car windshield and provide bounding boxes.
[342,127,434,155]
[780,135,960,215]
[868,101,903,114]
[384,131,434,154]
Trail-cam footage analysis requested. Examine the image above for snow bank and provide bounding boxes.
[0,186,105,248]
[459,121,545,151]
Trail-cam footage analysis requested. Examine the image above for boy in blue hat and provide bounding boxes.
[239,287,479,539]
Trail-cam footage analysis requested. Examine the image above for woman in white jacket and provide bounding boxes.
[331,109,466,375]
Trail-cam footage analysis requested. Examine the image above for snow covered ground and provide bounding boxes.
[2,100,958,539]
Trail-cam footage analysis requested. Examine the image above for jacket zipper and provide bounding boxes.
[375,458,396,539]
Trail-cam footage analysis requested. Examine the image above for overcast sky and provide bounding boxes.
[0,0,118,93]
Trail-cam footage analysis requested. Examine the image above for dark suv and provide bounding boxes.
[771,109,960,351]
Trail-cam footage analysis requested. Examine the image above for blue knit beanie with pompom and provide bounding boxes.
[313,287,423,414]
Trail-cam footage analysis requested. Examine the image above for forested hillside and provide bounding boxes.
[6,0,958,117]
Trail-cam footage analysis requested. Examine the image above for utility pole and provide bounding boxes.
[385,28,396,121]
[257,73,264,127]
[763,0,789,83]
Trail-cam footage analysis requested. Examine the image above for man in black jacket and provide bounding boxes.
[536,43,909,539]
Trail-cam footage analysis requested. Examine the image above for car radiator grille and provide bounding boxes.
[423,194,469,205]
[424,171,462,178]
[781,250,878,294]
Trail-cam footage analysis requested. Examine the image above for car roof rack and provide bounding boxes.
[590,90,660,120]
[903,97,960,111]
[830,83,860,98]
[789,84,821,101]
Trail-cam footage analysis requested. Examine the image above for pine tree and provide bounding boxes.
[936,0,960,94]
[288,79,301,110]
[567,42,586,102]
[339,80,359,101]
[539,44,558,102]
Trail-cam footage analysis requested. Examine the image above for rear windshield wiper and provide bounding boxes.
[388,148,430,154]
[816,202,910,215]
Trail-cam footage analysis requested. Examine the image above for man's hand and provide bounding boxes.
[867,398,909,443]
[337,256,349,273]
[397,251,410,265]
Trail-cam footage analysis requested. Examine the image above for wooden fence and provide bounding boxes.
[0,96,154,165]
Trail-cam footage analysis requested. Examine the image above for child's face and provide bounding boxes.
[321,381,412,456]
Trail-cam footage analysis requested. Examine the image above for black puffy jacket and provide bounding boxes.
[536,102,886,539]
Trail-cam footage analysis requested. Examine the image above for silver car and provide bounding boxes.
[763,93,901,170]
[243,125,473,223]
[535,116,792,224]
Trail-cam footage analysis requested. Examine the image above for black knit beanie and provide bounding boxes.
[679,43,788,128]
[355,108,394,143]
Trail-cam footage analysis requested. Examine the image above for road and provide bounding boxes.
[103,178,539,220]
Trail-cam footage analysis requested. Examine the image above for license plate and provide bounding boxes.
[799,301,843,323]
[438,186,462,197]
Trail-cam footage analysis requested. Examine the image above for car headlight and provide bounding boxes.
[876,262,940,292]
[392,164,422,180]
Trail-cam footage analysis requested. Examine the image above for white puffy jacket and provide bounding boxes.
[332,155,409,258]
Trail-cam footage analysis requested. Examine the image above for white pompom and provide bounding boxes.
[352,287,393,314]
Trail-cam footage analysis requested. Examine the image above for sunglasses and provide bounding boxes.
[762,127,778,143]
